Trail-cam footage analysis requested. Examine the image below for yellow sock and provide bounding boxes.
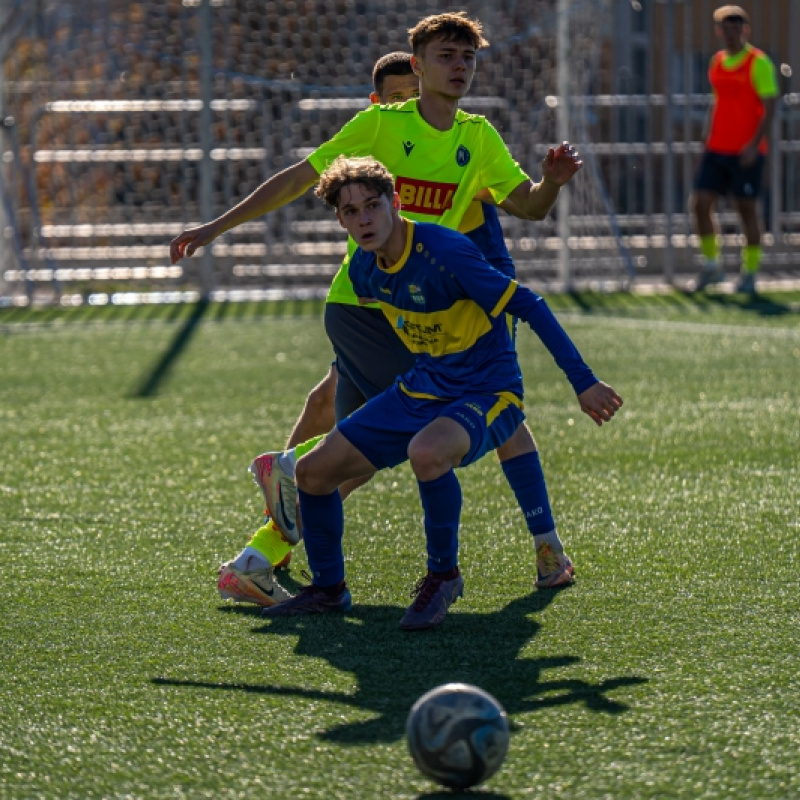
[700,234,720,263]
[742,244,761,274]
[248,518,293,567]
[294,434,325,460]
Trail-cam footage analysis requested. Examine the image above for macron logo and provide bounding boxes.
[403,141,415,156]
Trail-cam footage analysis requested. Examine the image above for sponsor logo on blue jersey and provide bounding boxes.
[408,283,426,305]
[403,319,443,336]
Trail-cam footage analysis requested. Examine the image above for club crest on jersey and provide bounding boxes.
[456,145,471,167]
[408,283,425,305]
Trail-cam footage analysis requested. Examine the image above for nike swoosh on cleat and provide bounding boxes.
[277,487,296,532]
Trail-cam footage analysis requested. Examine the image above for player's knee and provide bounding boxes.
[496,423,536,461]
[408,440,449,482]
[294,452,326,494]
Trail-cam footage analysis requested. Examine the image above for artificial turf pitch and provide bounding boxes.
[1,290,799,799]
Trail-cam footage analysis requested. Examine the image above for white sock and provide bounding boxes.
[231,545,270,571]
[534,529,564,554]
[279,449,297,477]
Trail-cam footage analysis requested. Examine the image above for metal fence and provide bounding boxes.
[1,0,798,305]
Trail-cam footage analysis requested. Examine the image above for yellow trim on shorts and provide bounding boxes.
[486,391,524,425]
[399,383,440,401]
[398,384,524,419]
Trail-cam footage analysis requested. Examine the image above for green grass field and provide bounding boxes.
[2,290,799,799]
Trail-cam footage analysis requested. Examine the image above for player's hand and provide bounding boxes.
[541,141,583,186]
[169,222,220,264]
[739,143,759,168]
[577,381,623,427]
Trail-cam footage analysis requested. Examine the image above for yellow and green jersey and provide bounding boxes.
[307,99,529,305]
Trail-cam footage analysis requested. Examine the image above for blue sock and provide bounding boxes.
[297,488,345,586]
[501,451,563,551]
[418,470,462,572]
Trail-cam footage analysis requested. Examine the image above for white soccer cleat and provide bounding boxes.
[535,543,575,589]
[217,562,294,606]
[248,451,300,544]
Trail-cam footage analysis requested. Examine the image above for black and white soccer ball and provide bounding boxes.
[406,682,510,789]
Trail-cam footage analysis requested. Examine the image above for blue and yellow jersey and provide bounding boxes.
[308,99,528,304]
[459,200,515,278]
[348,221,523,402]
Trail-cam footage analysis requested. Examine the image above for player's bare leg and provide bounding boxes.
[285,363,337,448]
[692,190,725,290]
[295,428,376,495]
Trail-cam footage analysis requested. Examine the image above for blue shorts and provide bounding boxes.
[693,150,764,199]
[336,384,525,471]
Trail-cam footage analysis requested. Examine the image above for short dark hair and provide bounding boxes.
[315,156,395,210]
[408,11,489,56]
[372,52,414,95]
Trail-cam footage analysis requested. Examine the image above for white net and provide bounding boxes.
[0,0,634,303]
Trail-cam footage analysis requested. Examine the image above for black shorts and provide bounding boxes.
[693,150,765,199]
[323,302,415,422]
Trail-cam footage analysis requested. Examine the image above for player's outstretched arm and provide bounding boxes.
[506,141,583,221]
[170,159,319,264]
[577,381,623,427]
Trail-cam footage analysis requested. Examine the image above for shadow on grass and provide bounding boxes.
[132,295,210,397]
[680,288,796,317]
[417,791,508,800]
[154,589,647,745]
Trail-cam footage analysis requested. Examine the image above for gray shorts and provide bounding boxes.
[324,302,415,422]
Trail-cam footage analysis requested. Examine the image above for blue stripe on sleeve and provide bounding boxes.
[505,287,598,394]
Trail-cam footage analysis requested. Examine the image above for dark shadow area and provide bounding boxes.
[211,299,233,321]
[164,301,189,324]
[680,287,796,316]
[140,302,169,323]
[417,791,509,800]
[132,295,210,397]
[648,290,696,311]
[566,289,596,313]
[154,589,647,746]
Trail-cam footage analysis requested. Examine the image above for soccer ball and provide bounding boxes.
[406,682,510,789]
